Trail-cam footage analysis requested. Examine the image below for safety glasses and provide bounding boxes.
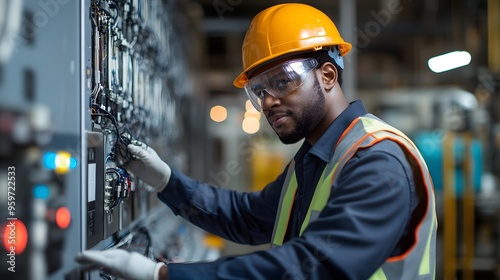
[244,58,318,111]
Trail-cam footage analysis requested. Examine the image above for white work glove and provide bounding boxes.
[124,142,171,192]
[76,249,166,280]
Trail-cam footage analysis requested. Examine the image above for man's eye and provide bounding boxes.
[251,85,266,99]
[275,79,292,91]
[256,90,266,99]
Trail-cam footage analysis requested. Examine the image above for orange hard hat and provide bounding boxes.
[233,3,352,88]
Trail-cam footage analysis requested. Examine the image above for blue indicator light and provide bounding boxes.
[69,158,78,169]
[33,185,50,199]
[43,152,57,169]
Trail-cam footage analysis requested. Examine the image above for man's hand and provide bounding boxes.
[124,142,171,192]
[76,249,166,280]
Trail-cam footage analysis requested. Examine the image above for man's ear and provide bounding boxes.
[320,62,338,92]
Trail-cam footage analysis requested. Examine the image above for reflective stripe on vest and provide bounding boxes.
[270,114,437,279]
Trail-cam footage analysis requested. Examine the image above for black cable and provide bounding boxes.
[136,227,153,256]
[91,104,133,163]
[99,273,112,280]
[108,197,122,212]
[108,1,120,29]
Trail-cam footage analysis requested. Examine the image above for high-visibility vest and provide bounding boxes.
[270,114,437,279]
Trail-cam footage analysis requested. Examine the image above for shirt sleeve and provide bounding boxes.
[157,168,285,245]
[165,141,414,280]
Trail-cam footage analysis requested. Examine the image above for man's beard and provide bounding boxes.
[278,77,325,144]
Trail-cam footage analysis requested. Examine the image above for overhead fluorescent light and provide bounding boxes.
[428,51,472,73]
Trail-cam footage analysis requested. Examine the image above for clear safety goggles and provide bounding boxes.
[244,58,318,111]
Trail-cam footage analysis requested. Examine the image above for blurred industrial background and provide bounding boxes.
[0,0,499,279]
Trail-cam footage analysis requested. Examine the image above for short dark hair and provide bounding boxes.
[310,50,343,86]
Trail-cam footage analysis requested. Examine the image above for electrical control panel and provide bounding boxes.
[0,0,210,279]
[84,0,194,251]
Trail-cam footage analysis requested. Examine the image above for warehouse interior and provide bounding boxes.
[0,0,499,279]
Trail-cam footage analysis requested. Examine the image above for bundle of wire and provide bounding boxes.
[90,103,133,164]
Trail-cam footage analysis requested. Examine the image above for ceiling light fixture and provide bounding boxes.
[428,51,472,73]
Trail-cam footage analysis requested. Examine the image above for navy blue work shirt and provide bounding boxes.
[158,100,416,279]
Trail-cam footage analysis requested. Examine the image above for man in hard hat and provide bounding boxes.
[77,3,437,279]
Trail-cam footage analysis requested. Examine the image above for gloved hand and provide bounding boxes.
[76,249,166,280]
[124,142,171,192]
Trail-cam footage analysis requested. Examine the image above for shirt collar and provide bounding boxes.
[294,100,368,163]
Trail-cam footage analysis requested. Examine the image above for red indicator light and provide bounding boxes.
[2,220,28,254]
[56,207,71,229]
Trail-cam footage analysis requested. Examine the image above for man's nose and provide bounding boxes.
[262,91,281,110]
